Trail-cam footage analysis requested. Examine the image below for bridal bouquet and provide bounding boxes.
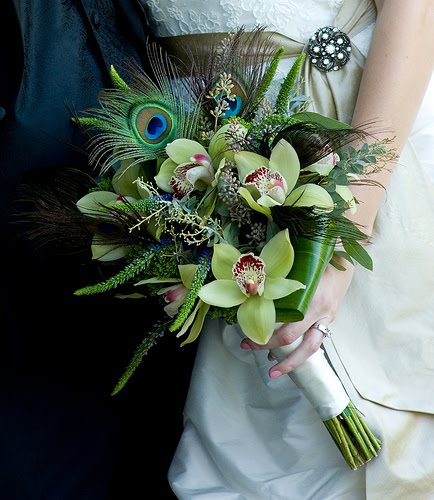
[27,28,390,469]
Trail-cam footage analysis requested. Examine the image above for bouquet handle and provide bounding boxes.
[270,336,382,470]
[270,337,349,420]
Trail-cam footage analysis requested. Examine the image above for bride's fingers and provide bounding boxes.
[239,323,304,351]
[268,326,325,378]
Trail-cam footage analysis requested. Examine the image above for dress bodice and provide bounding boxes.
[140,0,374,82]
[141,0,343,42]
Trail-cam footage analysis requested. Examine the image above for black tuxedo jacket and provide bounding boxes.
[0,1,195,498]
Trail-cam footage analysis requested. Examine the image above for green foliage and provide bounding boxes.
[275,236,335,322]
[74,249,158,296]
[72,116,110,130]
[275,53,306,114]
[291,111,352,129]
[210,306,238,324]
[251,47,285,112]
[110,65,130,91]
[111,320,169,395]
[341,238,373,271]
[169,250,211,332]
[65,28,391,396]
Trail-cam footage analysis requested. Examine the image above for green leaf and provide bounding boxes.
[291,111,352,130]
[332,250,354,266]
[341,239,373,271]
[274,236,335,322]
[330,252,351,271]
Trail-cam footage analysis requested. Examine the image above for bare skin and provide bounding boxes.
[240,0,434,378]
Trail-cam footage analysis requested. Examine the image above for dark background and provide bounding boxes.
[0,1,196,498]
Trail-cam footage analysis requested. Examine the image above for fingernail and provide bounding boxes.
[270,369,283,379]
[240,341,252,350]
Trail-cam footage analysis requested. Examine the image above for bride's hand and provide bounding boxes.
[240,259,355,378]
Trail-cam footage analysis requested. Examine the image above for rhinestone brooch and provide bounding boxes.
[307,26,351,72]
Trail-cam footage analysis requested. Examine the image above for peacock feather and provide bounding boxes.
[73,26,290,178]
[179,26,284,121]
[73,40,202,174]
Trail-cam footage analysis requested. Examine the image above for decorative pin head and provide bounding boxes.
[307,26,351,72]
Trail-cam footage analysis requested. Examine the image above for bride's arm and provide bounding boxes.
[349,0,434,234]
[240,0,434,377]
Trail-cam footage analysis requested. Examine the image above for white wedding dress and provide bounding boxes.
[141,1,434,498]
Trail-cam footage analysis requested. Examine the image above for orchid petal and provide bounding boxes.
[166,138,208,164]
[212,158,227,187]
[135,277,180,286]
[146,218,163,241]
[112,160,142,198]
[91,242,127,261]
[198,280,246,307]
[163,284,189,317]
[285,184,334,210]
[303,162,333,176]
[185,164,214,188]
[269,139,300,192]
[211,243,241,279]
[134,178,153,199]
[256,192,285,208]
[115,292,146,299]
[263,277,305,300]
[237,295,276,344]
[154,158,176,193]
[234,150,269,182]
[209,123,247,162]
[238,187,272,219]
[180,302,210,346]
[175,300,202,337]
[260,229,294,278]
[303,152,338,176]
[76,191,118,215]
[179,264,198,288]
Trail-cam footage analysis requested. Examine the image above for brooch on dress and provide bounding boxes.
[307,26,351,72]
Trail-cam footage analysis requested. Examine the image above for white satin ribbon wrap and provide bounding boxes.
[270,336,349,421]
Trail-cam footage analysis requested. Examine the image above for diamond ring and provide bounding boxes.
[312,322,332,338]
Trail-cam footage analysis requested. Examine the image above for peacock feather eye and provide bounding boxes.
[217,94,243,118]
[216,79,246,118]
[131,105,173,145]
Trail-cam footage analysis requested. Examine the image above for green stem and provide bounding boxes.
[323,403,382,470]
[348,403,382,452]
[324,416,357,470]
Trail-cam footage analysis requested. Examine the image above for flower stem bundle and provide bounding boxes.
[271,338,381,470]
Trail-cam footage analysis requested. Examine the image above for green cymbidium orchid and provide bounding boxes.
[234,139,335,219]
[198,229,305,344]
[112,159,151,199]
[76,189,156,261]
[76,158,156,261]
[155,139,222,197]
[76,190,135,261]
[303,151,357,213]
[207,122,248,164]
